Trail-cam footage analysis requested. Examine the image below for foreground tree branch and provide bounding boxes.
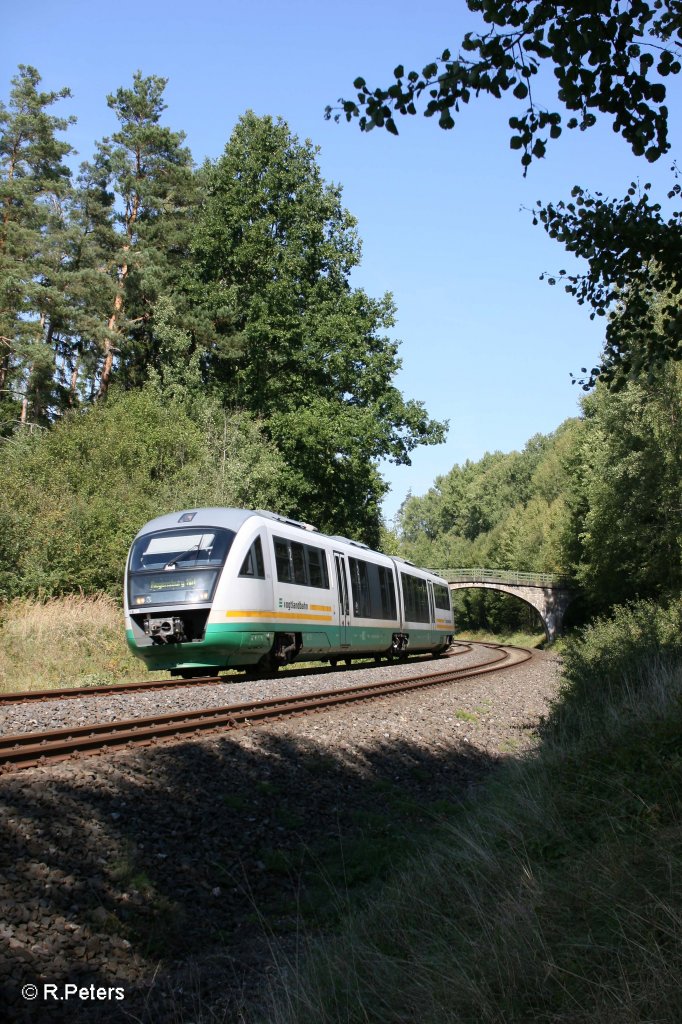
[328,1,682,387]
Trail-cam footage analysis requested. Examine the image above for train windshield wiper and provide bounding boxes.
[163,545,200,570]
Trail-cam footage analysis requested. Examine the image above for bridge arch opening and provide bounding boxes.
[432,569,576,643]
[451,588,546,641]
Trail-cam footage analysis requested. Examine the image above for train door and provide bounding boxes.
[333,551,351,648]
[427,581,438,646]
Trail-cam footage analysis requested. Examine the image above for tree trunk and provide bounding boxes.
[96,180,136,400]
[68,357,80,406]
[97,261,127,400]
[0,347,10,394]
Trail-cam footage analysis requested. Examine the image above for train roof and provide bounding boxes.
[132,510,448,583]
[133,507,258,537]
[133,507,325,538]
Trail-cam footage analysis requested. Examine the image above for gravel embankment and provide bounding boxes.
[0,647,561,1023]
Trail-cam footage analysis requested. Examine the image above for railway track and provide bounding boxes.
[0,671,223,706]
[0,643,476,706]
[0,643,532,772]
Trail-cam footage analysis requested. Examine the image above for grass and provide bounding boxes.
[262,600,682,1024]
[0,594,166,692]
[248,782,458,934]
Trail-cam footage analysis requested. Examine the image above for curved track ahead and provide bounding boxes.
[0,643,532,772]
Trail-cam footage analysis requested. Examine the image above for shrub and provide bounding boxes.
[0,384,289,598]
[545,597,682,748]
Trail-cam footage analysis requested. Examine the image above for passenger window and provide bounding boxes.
[273,536,331,589]
[291,542,307,585]
[239,537,265,579]
[401,573,430,622]
[307,547,329,588]
[433,583,451,611]
[349,558,372,617]
[274,537,292,582]
[378,566,397,619]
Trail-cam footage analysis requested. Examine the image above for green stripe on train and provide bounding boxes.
[126,622,442,671]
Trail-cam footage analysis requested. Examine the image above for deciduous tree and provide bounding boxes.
[189,112,447,543]
[563,360,682,609]
[0,383,289,597]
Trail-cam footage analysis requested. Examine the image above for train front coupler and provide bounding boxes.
[143,614,188,645]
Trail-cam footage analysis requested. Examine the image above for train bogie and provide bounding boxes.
[124,508,454,675]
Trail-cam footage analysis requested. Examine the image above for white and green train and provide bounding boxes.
[124,508,454,676]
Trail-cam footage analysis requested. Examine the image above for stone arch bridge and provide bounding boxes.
[431,568,576,643]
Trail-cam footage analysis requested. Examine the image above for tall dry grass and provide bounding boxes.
[0,594,162,692]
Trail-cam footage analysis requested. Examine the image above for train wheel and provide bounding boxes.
[246,654,279,679]
[247,665,278,680]
[344,657,352,667]
[329,657,338,668]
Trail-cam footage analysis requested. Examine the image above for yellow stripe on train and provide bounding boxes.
[225,609,334,623]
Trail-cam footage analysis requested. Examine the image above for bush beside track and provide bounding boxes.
[263,598,682,1024]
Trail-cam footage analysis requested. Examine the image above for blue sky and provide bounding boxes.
[4,1,681,521]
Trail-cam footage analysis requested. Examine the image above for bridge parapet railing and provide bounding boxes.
[429,567,573,589]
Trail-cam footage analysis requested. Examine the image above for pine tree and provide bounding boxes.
[87,71,195,398]
[0,65,74,430]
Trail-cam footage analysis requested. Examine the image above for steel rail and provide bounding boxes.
[0,644,531,772]
[0,673,223,705]
[0,643,475,706]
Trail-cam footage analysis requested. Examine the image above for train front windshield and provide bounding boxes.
[128,528,235,608]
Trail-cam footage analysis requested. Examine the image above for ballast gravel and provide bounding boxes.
[0,645,561,1023]
[2,643,487,737]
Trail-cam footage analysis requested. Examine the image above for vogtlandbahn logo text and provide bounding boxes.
[278,599,309,612]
